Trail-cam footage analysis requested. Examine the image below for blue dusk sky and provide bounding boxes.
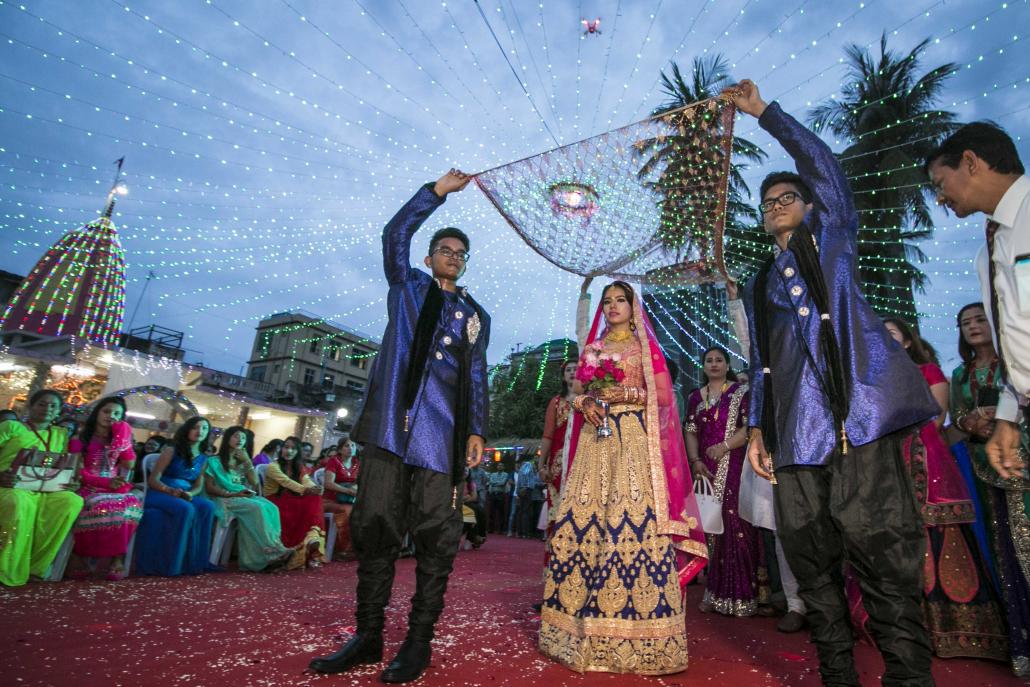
[0,0,1026,376]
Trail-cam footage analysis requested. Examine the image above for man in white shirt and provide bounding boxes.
[925,121,1029,479]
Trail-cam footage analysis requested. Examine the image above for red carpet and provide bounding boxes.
[0,537,1020,686]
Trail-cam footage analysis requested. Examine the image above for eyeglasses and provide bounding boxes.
[759,191,801,214]
[432,246,471,262]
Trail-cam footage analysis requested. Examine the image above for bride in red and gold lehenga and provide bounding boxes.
[539,281,708,675]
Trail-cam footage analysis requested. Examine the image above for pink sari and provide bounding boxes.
[566,287,708,586]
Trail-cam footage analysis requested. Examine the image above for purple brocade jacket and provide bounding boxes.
[352,184,490,475]
[743,102,939,469]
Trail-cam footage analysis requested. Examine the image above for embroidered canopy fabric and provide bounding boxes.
[474,97,737,285]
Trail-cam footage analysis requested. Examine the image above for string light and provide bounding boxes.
[0,0,1022,382]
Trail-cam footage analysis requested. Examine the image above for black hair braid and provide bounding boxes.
[790,226,851,441]
[753,226,852,454]
[753,256,778,454]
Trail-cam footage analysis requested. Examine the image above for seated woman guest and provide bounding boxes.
[204,425,292,572]
[67,396,143,581]
[264,435,326,569]
[252,439,282,467]
[0,390,83,587]
[321,437,359,561]
[135,416,218,576]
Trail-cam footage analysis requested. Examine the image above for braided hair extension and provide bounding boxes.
[753,225,851,454]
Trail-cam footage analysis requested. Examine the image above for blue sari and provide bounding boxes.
[135,451,217,576]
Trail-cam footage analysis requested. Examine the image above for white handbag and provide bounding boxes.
[693,475,724,535]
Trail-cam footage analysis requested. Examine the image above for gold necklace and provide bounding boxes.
[605,329,633,343]
[703,382,729,421]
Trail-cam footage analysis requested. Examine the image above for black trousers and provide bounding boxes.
[487,492,508,533]
[774,428,933,687]
[351,445,463,641]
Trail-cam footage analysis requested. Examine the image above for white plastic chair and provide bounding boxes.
[43,531,75,581]
[255,463,269,495]
[45,454,152,581]
[312,467,337,560]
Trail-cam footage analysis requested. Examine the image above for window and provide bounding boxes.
[322,374,335,388]
[331,342,342,361]
[273,364,280,373]
[248,365,266,382]
[351,349,372,370]
[309,340,319,355]
[346,380,365,391]
[303,368,316,386]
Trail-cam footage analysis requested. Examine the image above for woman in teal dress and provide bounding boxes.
[135,416,218,576]
[204,425,292,572]
[950,302,1030,676]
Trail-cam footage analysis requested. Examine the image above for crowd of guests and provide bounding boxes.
[0,398,364,585]
[528,108,1029,676]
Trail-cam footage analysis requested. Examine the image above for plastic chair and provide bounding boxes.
[120,454,158,572]
[43,531,75,581]
[255,463,269,495]
[45,453,154,581]
[312,467,337,560]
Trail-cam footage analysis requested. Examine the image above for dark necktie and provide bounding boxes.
[986,219,1009,382]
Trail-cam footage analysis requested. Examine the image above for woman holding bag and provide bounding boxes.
[0,389,82,586]
[685,346,759,617]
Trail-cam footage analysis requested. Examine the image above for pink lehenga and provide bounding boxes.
[70,421,143,558]
[539,286,708,675]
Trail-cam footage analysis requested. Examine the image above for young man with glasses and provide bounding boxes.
[310,170,490,683]
[725,80,940,686]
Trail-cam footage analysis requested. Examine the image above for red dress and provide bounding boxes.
[263,463,325,567]
[540,395,571,539]
[323,455,359,556]
[849,364,1006,660]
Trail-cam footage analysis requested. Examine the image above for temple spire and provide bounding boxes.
[102,156,126,219]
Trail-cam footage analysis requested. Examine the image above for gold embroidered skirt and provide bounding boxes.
[539,408,689,675]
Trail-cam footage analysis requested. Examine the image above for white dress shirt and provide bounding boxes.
[976,174,1030,422]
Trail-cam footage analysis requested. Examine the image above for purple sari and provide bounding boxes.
[686,383,761,616]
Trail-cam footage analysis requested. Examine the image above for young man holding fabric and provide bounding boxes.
[309,169,490,684]
[728,80,940,686]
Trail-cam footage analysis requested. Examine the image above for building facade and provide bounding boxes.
[246,311,380,429]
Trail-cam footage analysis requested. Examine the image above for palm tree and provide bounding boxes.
[639,56,769,386]
[650,57,769,278]
[808,33,957,324]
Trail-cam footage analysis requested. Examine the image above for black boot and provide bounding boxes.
[308,633,383,674]
[379,638,432,683]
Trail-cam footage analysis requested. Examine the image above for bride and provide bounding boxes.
[539,280,708,675]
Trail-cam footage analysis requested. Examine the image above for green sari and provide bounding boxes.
[951,363,1030,676]
[0,420,83,586]
[204,455,291,572]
